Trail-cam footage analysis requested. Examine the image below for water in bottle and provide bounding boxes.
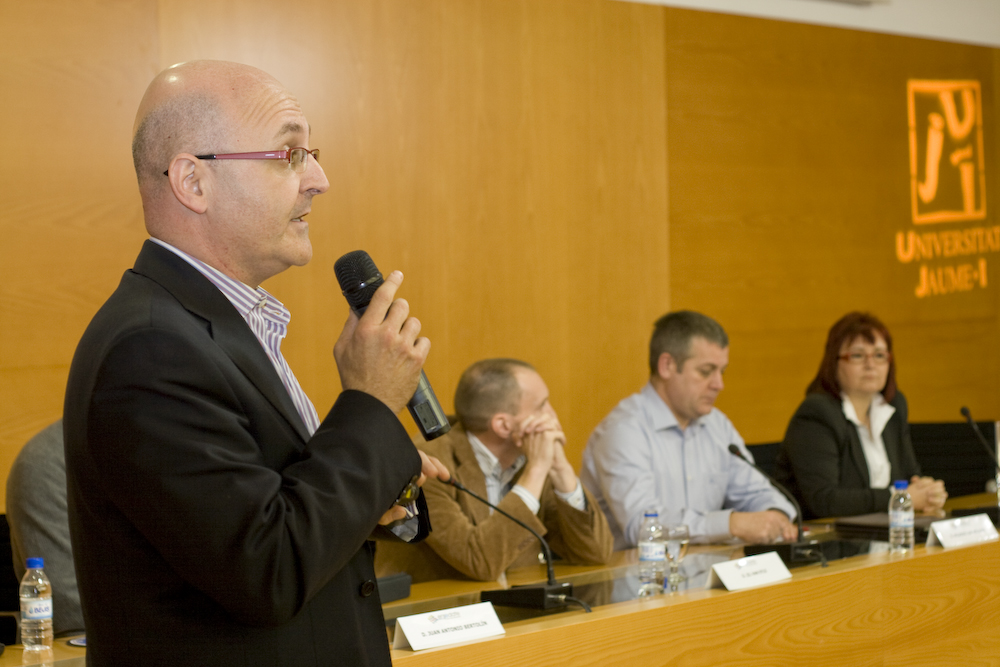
[637,508,665,596]
[888,480,914,553]
[20,557,53,651]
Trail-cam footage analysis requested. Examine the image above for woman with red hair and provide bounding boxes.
[775,312,947,519]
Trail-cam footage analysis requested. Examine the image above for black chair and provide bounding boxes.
[746,442,780,480]
[0,515,23,645]
[910,421,999,498]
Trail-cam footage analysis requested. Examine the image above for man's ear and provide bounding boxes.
[656,352,677,380]
[490,413,514,440]
[166,154,209,214]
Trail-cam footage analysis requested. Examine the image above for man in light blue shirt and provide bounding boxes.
[582,311,797,549]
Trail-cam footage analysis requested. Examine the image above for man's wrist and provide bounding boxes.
[554,480,586,511]
[766,507,792,521]
[518,465,548,498]
[511,485,541,514]
[395,474,421,506]
[548,466,577,494]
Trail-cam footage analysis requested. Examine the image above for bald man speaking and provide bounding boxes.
[63,61,447,667]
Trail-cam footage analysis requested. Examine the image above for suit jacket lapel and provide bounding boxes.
[451,428,492,525]
[881,414,903,477]
[133,241,311,444]
[844,419,872,488]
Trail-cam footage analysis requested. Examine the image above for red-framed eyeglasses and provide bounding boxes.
[162,147,319,176]
[838,350,891,365]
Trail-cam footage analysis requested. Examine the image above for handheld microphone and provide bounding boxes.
[334,250,451,441]
[728,444,829,566]
[442,478,588,611]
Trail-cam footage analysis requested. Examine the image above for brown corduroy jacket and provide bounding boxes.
[376,424,615,583]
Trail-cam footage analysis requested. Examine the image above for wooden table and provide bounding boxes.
[387,498,1000,666]
[0,641,85,666]
[7,496,998,666]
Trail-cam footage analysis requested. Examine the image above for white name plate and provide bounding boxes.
[393,601,505,651]
[707,551,792,591]
[926,514,999,548]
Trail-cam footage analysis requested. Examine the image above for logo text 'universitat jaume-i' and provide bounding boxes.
[898,80,995,298]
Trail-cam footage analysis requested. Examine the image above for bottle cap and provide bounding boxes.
[26,557,44,569]
[643,509,658,518]
[893,480,908,490]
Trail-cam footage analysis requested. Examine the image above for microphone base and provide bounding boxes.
[745,538,888,567]
[481,581,573,609]
[743,541,831,567]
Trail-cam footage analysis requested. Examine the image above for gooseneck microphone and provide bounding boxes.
[334,251,451,441]
[953,407,1000,524]
[442,478,590,612]
[728,444,830,566]
[728,444,804,542]
[960,407,1000,476]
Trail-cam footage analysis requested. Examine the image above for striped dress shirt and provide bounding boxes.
[149,238,321,436]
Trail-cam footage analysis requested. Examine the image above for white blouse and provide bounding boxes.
[841,394,896,489]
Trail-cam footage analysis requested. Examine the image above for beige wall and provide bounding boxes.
[0,1,996,512]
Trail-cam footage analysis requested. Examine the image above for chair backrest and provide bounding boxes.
[0,515,20,612]
[6,419,85,636]
[746,442,780,480]
[0,515,20,645]
[909,421,999,498]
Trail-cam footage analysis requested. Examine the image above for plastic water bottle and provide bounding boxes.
[888,480,914,553]
[19,557,53,651]
[637,509,665,596]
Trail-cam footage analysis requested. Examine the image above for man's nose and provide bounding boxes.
[710,371,724,391]
[302,154,330,195]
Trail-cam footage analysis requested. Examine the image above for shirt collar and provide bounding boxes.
[467,431,525,482]
[642,381,697,432]
[149,237,290,326]
[841,393,896,433]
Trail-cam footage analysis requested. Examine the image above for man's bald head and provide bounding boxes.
[131,61,287,188]
[128,60,325,285]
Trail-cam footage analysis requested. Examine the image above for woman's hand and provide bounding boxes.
[908,475,948,514]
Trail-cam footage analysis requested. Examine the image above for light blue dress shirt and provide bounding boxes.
[581,382,796,549]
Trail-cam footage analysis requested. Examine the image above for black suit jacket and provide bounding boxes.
[64,241,425,666]
[774,391,920,519]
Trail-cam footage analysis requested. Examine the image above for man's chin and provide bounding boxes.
[288,241,313,267]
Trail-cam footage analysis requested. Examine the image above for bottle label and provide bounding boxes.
[21,598,52,620]
[889,510,914,529]
[639,542,666,562]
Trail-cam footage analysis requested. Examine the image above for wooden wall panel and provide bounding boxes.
[0,0,668,512]
[665,9,999,443]
[4,0,996,516]
[156,0,670,462]
[0,1,159,510]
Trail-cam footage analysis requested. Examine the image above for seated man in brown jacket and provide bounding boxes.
[376,358,614,582]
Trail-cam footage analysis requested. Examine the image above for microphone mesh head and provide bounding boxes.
[334,250,384,311]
